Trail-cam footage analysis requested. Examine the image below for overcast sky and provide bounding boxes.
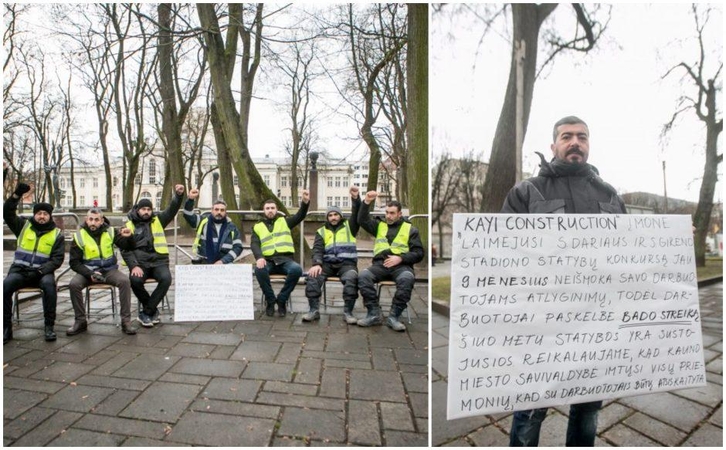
[431,3,723,204]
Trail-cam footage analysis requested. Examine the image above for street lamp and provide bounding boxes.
[309,151,319,211]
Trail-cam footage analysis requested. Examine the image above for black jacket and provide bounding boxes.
[121,192,184,269]
[501,153,627,214]
[70,217,135,279]
[311,195,361,267]
[251,201,310,263]
[358,200,424,267]
[4,195,65,276]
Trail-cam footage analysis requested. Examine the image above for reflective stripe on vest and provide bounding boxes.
[317,222,357,263]
[13,222,61,268]
[74,227,118,271]
[192,217,236,256]
[254,217,294,256]
[126,217,169,254]
[373,222,411,256]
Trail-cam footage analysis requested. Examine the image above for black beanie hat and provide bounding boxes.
[33,202,54,215]
[137,199,153,210]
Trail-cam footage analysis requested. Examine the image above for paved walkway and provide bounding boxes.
[3,253,428,447]
[431,274,723,447]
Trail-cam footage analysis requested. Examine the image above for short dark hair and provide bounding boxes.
[212,200,227,208]
[386,200,402,212]
[552,116,588,142]
[262,199,276,207]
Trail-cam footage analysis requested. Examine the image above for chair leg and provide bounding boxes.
[322,282,327,309]
[85,289,91,318]
[12,292,19,323]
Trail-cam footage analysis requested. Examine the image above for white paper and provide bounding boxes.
[447,214,706,420]
[174,264,255,322]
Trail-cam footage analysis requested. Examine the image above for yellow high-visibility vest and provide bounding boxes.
[254,217,294,256]
[373,222,410,256]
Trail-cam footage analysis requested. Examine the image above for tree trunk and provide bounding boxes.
[406,4,428,259]
[480,4,557,212]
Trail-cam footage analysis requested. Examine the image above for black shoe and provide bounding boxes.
[66,320,88,336]
[265,302,275,317]
[138,312,154,328]
[151,310,161,324]
[44,325,57,342]
[3,326,12,344]
[122,321,138,335]
[278,304,287,318]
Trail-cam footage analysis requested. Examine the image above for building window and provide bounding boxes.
[327,196,333,205]
[327,177,333,187]
[233,175,238,185]
[195,175,201,186]
[343,197,350,208]
[263,175,270,186]
[60,178,66,188]
[79,178,85,188]
[93,177,99,188]
[334,176,341,187]
[80,195,85,205]
[281,176,287,187]
[156,191,163,209]
[141,191,151,200]
[335,196,342,206]
[113,176,118,187]
[148,159,156,184]
[281,196,287,206]
[135,175,141,185]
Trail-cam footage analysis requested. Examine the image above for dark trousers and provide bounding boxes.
[129,265,172,316]
[510,401,602,447]
[4,270,57,327]
[254,259,302,307]
[69,270,133,323]
[305,264,358,306]
[358,263,415,313]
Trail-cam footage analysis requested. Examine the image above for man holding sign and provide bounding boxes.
[183,189,243,265]
[502,116,626,446]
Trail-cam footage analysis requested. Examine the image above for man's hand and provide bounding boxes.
[383,255,403,268]
[188,188,199,200]
[364,190,378,204]
[307,265,322,277]
[214,260,223,265]
[174,184,185,196]
[130,266,144,277]
[301,189,310,203]
[14,182,31,198]
[119,227,132,237]
[256,258,267,269]
[350,186,359,199]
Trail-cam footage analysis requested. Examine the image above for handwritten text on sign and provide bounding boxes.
[447,214,706,420]
[174,264,255,322]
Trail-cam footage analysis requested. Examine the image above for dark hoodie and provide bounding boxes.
[121,192,183,269]
[311,195,362,267]
[358,200,425,266]
[501,152,627,214]
[4,195,65,276]
[70,216,135,279]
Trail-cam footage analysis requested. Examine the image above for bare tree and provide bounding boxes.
[432,151,462,254]
[444,4,611,212]
[662,4,722,267]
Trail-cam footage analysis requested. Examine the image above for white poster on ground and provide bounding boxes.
[447,214,706,420]
[174,264,255,321]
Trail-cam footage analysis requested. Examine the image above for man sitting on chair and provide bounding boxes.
[303,186,362,323]
[68,208,137,335]
[3,183,65,343]
[356,191,424,331]
[182,188,243,264]
[121,184,185,327]
[251,191,309,318]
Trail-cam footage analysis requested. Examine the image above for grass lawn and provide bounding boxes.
[432,258,722,304]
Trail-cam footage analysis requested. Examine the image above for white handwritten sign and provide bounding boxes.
[174,264,255,321]
[447,214,706,420]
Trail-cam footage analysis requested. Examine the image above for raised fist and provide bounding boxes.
[188,188,200,200]
[14,183,31,197]
[174,184,185,196]
[365,190,378,203]
[350,186,360,199]
[119,227,132,237]
[301,189,310,203]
